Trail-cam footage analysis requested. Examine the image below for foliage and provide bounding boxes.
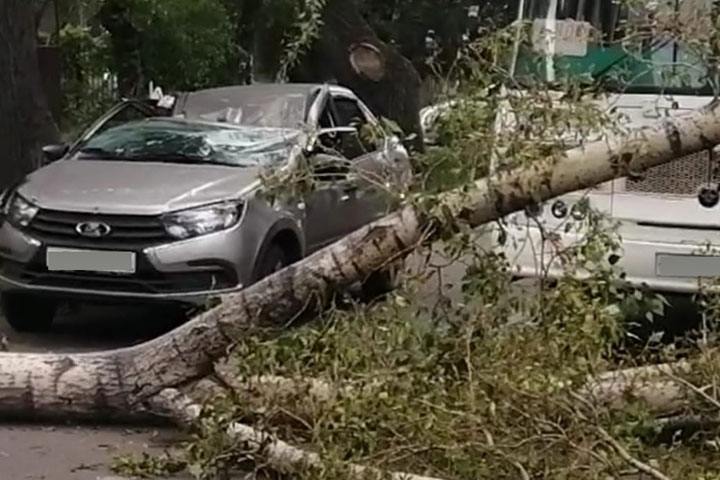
[98,0,243,93]
[57,24,116,140]
[276,0,327,81]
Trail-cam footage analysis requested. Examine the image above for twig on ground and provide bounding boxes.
[151,388,447,480]
[596,426,671,480]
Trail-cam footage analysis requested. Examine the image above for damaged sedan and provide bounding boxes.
[0,83,411,332]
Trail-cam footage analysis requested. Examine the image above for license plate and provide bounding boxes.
[46,248,136,274]
[656,253,720,278]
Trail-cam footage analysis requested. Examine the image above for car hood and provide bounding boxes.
[18,159,263,215]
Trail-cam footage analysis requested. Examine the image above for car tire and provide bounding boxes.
[1,293,58,333]
[253,242,293,282]
[360,261,402,302]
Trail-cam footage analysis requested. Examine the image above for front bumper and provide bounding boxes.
[499,222,720,294]
[0,221,245,305]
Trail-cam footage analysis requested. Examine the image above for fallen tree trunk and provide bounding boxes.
[1,101,720,421]
[580,362,693,415]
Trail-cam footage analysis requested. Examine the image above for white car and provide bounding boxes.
[498,91,720,294]
[421,91,720,294]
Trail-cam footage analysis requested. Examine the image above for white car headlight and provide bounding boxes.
[7,194,39,227]
[162,202,242,240]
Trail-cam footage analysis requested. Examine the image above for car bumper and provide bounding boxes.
[498,223,720,294]
[0,221,247,305]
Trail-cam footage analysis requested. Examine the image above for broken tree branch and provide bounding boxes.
[597,426,672,480]
[156,388,446,480]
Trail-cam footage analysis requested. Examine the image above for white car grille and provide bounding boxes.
[626,149,717,196]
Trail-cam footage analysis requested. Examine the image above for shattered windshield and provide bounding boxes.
[77,118,302,167]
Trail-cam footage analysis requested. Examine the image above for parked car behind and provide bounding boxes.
[0,83,411,332]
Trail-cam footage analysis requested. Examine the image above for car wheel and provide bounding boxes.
[1,292,58,333]
[360,260,403,302]
[254,242,293,282]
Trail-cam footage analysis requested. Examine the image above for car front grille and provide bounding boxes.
[8,209,239,296]
[626,149,719,196]
[0,257,237,295]
[27,209,171,250]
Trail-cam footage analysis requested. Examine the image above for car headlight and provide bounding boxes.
[162,202,242,240]
[7,194,39,227]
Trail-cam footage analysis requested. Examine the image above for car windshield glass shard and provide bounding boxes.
[78,118,303,167]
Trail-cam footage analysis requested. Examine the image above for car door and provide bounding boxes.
[301,95,356,252]
[329,92,401,234]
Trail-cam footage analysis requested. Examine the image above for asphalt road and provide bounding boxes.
[0,304,187,480]
[1,304,183,354]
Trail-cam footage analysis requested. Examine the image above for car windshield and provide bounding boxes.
[77,118,302,167]
[511,0,716,95]
[178,87,310,129]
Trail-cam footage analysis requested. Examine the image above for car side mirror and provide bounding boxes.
[42,144,69,164]
[305,126,359,155]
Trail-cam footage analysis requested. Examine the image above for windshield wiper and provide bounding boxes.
[77,147,128,160]
[125,152,211,164]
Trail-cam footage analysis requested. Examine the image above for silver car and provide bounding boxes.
[0,83,411,331]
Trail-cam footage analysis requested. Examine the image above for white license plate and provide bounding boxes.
[46,248,136,274]
[656,253,720,278]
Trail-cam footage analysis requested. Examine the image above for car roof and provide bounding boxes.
[183,83,355,101]
[174,83,356,125]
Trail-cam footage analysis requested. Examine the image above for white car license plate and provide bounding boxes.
[46,248,136,274]
[656,253,720,278]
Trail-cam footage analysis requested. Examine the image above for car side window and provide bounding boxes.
[317,102,340,151]
[331,96,376,159]
[332,96,382,154]
[333,97,367,129]
[318,102,335,129]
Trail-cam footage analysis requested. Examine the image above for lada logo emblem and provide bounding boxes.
[75,221,112,238]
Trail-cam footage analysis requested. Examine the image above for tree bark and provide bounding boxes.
[0,0,59,190]
[246,0,425,148]
[291,0,426,151]
[0,100,719,421]
[580,362,693,415]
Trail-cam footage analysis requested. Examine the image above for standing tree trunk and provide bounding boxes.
[294,0,425,151]
[246,0,425,149]
[0,0,59,190]
[97,0,144,97]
